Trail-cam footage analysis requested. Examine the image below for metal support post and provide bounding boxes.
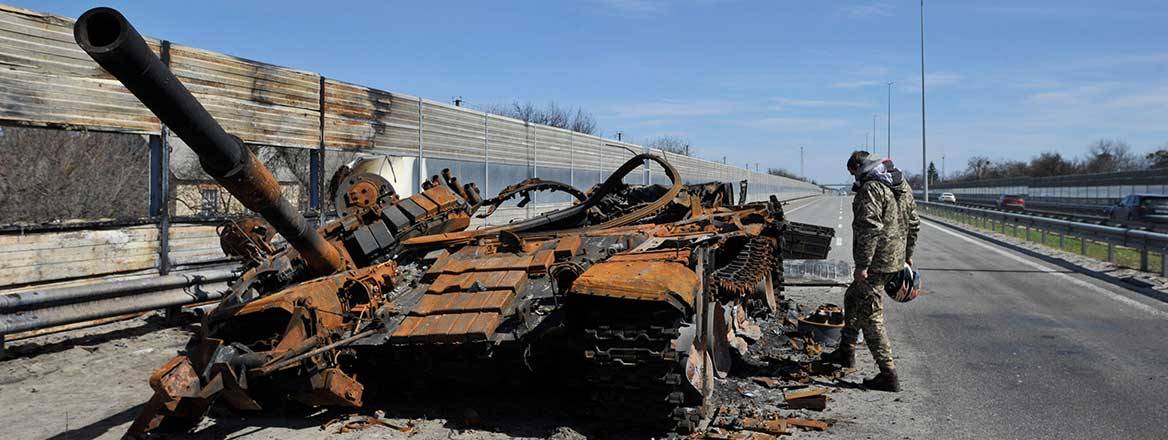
[1140,244,1149,272]
[417,97,424,195]
[313,76,326,225]
[1107,241,1115,263]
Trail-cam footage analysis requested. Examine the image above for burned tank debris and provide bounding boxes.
[73,7,835,437]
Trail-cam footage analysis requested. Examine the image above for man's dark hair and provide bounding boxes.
[847,150,870,171]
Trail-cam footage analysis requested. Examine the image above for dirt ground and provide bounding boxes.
[0,279,926,440]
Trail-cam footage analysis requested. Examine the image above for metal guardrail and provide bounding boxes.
[0,264,239,353]
[919,201,1168,276]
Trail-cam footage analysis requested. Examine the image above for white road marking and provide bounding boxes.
[837,223,843,228]
[785,199,819,214]
[835,237,843,246]
[922,220,1168,318]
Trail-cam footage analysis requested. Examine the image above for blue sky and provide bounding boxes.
[21,0,1168,183]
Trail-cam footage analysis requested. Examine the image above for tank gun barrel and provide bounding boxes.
[74,7,344,276]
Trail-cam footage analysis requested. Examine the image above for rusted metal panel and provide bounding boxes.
[0,5,160,133]
[410,290,515,316]
[410,190,439,213]
[425,269,529,293]
[606,248,692,263]
[553,235,582,259]
[529,249,554,273]
[321,78,418,155]
[573,260,699,306]
[464,312,502,341]
[421,186,459,211]
[389,316,424,341]
[168,44,321,149]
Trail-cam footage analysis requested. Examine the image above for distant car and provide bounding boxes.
[1107,194,1168,224]
[996,194,1025,210]
[939,192,957,203]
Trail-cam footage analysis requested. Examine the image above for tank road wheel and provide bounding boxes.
[571,297,711,434]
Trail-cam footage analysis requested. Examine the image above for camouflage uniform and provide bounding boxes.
[840,176,919,371]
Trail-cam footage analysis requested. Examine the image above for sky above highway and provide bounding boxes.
[21,0,1168,184]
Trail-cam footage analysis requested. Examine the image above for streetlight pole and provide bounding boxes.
[920,0,928,202]
[872,114,877,156]
[886,81,893,158]
[800,146,804,179]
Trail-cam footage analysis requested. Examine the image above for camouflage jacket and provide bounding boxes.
[853,177,920,273]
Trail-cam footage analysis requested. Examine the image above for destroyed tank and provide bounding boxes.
[74,7,836,437]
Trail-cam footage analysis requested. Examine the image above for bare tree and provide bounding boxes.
[485,101,600,135]
[986,160,1028,179]
[0,126,150,224]
[645,135,692,156]
[966,156,992,179]
[569,108,598,135]
[766,167,813,183]
[1084,139,1138,173]
[1028,151,1075,177]
[1148,147,1168,169]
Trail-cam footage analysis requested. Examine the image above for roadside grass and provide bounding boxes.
[924,207,1164,274]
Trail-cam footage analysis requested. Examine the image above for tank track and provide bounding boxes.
[574,299,705,434]
[712,236,778,296]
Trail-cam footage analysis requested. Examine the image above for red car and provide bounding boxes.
[996,194,1025,210]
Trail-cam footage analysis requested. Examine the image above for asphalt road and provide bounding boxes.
[786,195,1168,440]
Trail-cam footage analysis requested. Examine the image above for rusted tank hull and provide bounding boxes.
[73,8,835,438]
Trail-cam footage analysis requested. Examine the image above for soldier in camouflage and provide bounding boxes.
[820,151,919,392]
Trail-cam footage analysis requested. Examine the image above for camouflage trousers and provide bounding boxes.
[840,272,896,371]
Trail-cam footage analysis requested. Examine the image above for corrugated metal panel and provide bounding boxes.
[168,44,320,148]
[420,100,487,162]
[486,114,529,166]
[530,124,573,169]
[0,5,160,133]
[572,133,604,171]
[600,141,636,174]
[663,152,698,183]
[322,79,419,156]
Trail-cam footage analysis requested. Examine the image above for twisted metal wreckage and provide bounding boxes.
[72,7,835,437]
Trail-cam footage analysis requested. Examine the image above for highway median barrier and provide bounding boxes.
[918,201,1168,277]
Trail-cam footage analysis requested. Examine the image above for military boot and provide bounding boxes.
[819,344,855,368]
[862,369,900,392]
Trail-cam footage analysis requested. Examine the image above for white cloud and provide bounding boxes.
[1101,88,1168,110]
[773,97,870,108]
[1023,82,1118,105]
[744,117,849,132]
[609,99,735,119]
